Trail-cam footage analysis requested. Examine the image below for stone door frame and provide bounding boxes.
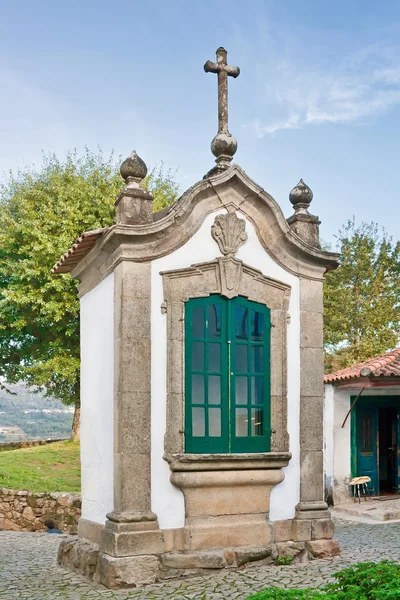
[161,257,291,457]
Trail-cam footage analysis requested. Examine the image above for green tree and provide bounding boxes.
[324,219,400,372]
[0,149,179,440]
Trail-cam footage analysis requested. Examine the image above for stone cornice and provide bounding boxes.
[71,165,339,295]
[164,452,292,471]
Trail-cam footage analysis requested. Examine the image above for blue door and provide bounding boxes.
[395,410,400,493]
[356,408,378,494]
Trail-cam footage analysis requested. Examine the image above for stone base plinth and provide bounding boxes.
[58,537,99,581]
[101,519,164,557]
[57,533,341,588]
[98,552,160,588]
[291,501,336,543]
[57,487,340,588]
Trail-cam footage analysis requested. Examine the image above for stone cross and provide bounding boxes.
[204,47,240,135]
[204,47,240,170]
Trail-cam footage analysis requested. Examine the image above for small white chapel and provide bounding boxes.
[54,47,340,588]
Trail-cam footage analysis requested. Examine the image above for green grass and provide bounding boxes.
[0,441,80,492]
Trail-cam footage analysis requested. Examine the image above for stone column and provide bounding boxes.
[294,277,336,548]
[98,260,164,588]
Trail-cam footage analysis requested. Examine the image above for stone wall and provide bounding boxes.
[0,489,81,533]
[0,439,67,451]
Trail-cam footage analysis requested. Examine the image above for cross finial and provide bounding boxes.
[204,47,240,171]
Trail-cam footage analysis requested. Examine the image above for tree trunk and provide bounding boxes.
[70,400,80,442]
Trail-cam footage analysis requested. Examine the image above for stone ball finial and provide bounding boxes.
[120,151,148,183]
[211,132,238,160]
[289,178,313,207]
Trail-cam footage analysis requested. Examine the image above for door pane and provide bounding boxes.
[191,375,204,404]
[208,376,221,405]
[251,346,263,372]
[251,377,264,405]
[235,376,248,405]
[251,408,263,436]
[208,407,221,437]
[251,311,264,341]
[208,304,222,339]
[192,408,205,437]
[235,345,247,372]
[186,296,270,454]
[192,342,204,370]
[235,305,248,340]
[360,416,373,455]
[208,343,221,372]
[236,408,248,436]
[192,306,205,338]
[356,408,378,495]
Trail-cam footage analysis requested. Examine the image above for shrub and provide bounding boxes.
[325,561,400,599]
[246,561,400,600]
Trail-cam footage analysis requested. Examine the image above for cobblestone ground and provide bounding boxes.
[1,520,400,599]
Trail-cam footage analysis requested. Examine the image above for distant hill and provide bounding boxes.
[0,384,73,442]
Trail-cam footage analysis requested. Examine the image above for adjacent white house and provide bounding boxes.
[324,349,400,506]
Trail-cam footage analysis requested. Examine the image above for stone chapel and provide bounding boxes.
[54,48,340,588]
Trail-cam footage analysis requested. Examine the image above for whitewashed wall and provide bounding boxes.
[324,384,336,504]
[151,211,301,529]
[80,273,115,525]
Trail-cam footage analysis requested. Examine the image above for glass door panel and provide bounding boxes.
[230,298,270,453]
[185,296,227,453]
[185,295,270,454]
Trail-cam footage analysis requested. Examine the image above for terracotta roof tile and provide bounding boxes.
[51,227,108,274]
[324,348,400,383]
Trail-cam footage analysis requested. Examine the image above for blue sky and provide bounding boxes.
[1,0,400,244]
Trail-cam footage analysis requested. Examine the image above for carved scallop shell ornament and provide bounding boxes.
[211,212,247,257]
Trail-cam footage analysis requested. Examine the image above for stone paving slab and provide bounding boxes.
[335,497,400,521]
[1,520,400,599]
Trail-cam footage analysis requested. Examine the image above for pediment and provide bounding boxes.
[67,164,339,290]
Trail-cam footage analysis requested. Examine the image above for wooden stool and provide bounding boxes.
[349,476,372,503]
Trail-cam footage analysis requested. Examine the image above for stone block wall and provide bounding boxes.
[0,489,81,533]
[0,439,67,451]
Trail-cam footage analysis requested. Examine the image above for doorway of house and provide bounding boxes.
[353,397,400,496]
[378,407,398,495]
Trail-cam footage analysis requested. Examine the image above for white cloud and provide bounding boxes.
[249,39,400,137]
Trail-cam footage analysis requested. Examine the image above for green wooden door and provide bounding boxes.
[184,296,228,453]
[356,407,378,494]
[185,295,271,454]
[396,411,400,494]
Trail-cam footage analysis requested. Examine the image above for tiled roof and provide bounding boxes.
[51,227,108,274]
[324,348,400,383]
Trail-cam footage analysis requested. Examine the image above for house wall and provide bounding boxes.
[324,384,352,505]
[80,273,115,525]
[323,384,334,504]
[324,384,400,505]
[151,210,301,530]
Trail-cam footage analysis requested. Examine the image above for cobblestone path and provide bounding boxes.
[1,519,400,599]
